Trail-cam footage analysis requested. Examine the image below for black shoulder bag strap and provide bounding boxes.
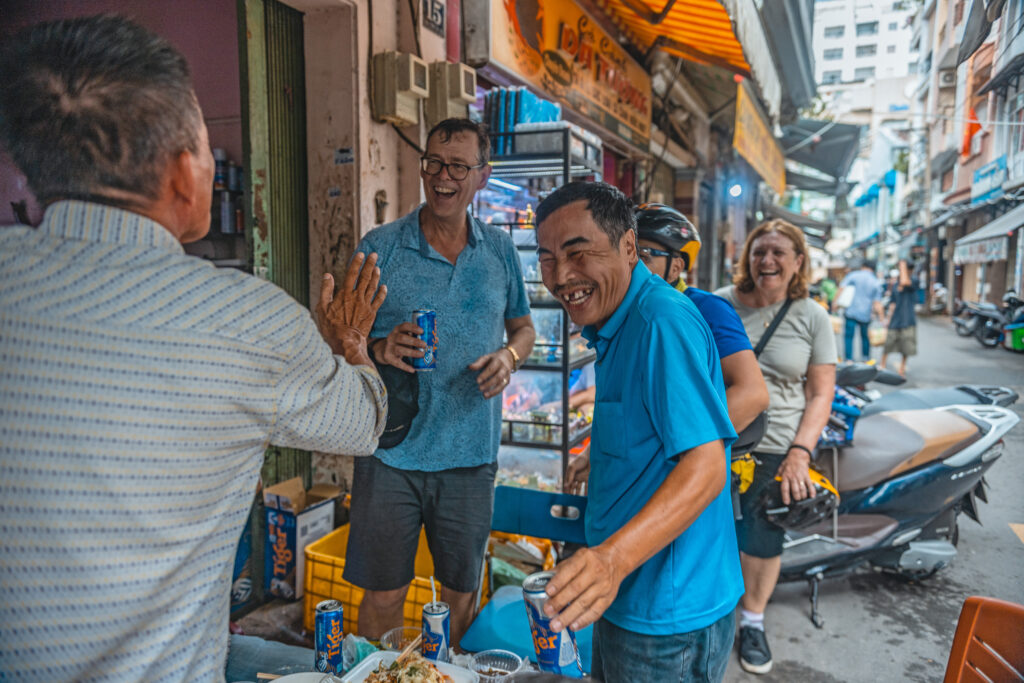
[753,298,794,358]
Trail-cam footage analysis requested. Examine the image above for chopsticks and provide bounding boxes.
[396,632,423,663]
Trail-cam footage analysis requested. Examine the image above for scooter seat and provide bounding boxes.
[831,410,980,491]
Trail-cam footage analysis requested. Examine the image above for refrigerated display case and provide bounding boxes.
[476,127,603,492]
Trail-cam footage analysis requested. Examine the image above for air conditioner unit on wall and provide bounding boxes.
[425,62,477,129]
[939,70,956,88]
[371,51,429,127]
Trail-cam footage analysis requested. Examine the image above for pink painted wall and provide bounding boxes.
[0,0,242,225]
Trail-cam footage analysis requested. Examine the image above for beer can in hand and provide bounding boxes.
[523,570,584,678]
[314,599,344,674]
[411,309,438,371]
[422,601,451,662]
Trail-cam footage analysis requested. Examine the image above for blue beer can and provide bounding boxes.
[411,309,438,371]
[422,601,450,663]
[523,571,584,678]
[314,599,344,674]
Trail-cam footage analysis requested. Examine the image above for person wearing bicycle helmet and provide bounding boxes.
[637,204,768,432]
[564,203,769,493]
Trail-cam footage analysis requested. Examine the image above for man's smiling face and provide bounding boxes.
[536,200,637,329]
[420,129,490,222]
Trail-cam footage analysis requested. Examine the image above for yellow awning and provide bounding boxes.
[595,0,750,76]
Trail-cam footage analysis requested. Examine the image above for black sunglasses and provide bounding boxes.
[638,246,675,262]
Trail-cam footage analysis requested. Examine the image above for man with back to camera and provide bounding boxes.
[344,118,535,648]
[0,15,389,681]
[533,182,742,682]
[835,258,884,361]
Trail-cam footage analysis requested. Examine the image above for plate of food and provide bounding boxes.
[340,650,479,683]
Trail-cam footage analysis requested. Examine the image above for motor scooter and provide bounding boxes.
[765,370,1020,627]
[833,361,1019,417]
[972,291,1024,348]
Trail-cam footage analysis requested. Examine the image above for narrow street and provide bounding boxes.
[725,315,1024,683]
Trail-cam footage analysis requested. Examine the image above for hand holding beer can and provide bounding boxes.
[523,571,584,678]
[411,309,438,371]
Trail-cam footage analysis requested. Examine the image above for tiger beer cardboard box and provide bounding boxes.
[264,477,341,600]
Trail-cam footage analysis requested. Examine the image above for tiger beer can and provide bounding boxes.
[422,601,450,662]
[314,599,344,674]
[523,571,584,678]
[411,309,438,371]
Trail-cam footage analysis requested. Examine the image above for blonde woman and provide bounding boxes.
[716,220,837,674]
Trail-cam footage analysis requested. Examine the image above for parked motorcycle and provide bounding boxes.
[833,361,1018,417]
[973,291,1024,348]
[761,364,1020,627]
[953,291,1024,346]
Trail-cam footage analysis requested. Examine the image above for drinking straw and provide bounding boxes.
[430,576,437,605]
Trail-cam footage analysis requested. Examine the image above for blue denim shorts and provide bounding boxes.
[343,457,497,593]
[591,610,735,683]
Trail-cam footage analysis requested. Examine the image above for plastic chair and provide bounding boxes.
[943,595,1024,682]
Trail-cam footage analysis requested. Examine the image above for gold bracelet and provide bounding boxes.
[504,344,520,372]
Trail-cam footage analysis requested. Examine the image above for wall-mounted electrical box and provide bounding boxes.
[425,61,477,129]
[371,51,429,127]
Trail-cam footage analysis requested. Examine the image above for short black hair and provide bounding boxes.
[535,181,636,248]
[863,258,878,271]
[0,14,202,204]
[426,118,490,164]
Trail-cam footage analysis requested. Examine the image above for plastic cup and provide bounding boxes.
[379,625,421,652]
[471,649,523,682]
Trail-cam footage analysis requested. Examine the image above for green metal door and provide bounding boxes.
[239,0,311,488]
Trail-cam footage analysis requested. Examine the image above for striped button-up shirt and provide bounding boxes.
[0,201,386,681]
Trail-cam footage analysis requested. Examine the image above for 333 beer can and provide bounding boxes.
[314,599,344,674]
[411,309,438,371]
[523,570,584,678]
[421,601,450,662]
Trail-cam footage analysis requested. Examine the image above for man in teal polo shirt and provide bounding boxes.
[346,119,535,648]
[534,182,741,682]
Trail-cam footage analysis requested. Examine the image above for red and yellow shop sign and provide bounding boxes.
[492,0,652,147]
[733,83,785,196]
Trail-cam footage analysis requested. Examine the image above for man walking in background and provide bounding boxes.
[881,259,918,377]
[836,259,884,361]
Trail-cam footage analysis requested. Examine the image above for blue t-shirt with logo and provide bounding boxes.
[581,262,742,635]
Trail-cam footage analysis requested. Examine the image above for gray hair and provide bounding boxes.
[0,15,202,204]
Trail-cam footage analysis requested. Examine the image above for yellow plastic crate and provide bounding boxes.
[303,523,440,635]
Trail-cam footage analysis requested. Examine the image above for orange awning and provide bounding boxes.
[595,0,750,76]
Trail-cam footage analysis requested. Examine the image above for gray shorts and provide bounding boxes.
[343,457,497,593]
[884,325,917,357]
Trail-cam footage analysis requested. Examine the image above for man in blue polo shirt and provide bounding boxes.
[346,118,535,647]
[535,182,741,682]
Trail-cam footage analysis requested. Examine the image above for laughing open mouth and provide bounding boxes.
[559,287,594,306]
[433,186,456,197]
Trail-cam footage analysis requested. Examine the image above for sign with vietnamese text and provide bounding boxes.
[954,236,1008,264]
[971,155,1006,205]
[734,83,786,196]
[490,0,651,147]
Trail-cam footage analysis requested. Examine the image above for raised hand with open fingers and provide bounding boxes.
[316,252,387,367]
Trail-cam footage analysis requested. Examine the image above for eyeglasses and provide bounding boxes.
[638,246,675,263]
[420,156,486,180]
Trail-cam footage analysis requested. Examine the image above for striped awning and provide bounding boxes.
[595,0,751,76]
